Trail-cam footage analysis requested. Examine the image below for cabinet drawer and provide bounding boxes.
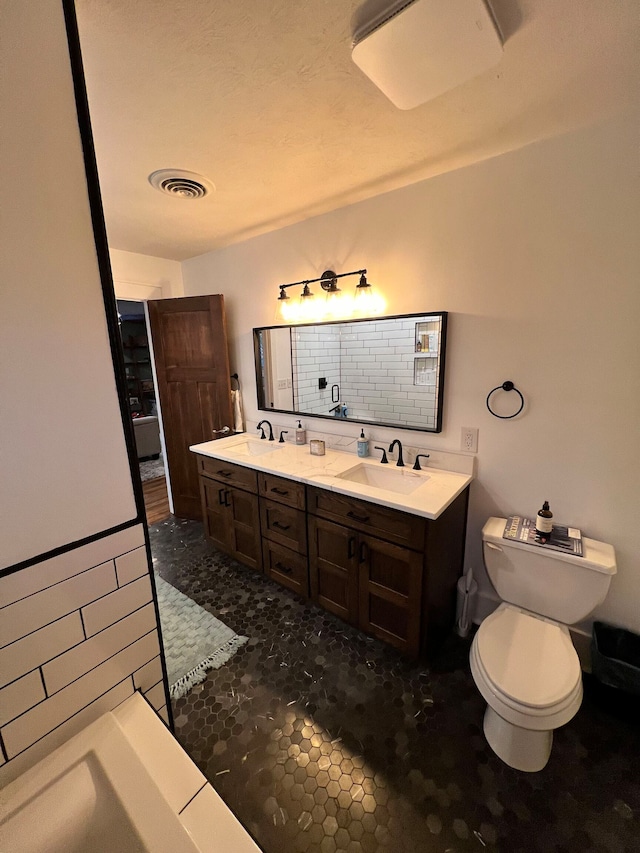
[260,499,307,554]
[307,486,426,551]
[263,539,309,598]
[199,457,257,492]
[258,473,305,509]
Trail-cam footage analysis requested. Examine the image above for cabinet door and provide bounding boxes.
[308,517,358,626]
[358,534,423,656]
[227,486,262,572]
[200,476,229,553]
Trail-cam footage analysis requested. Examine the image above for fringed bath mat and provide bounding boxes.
[154,574,248,700]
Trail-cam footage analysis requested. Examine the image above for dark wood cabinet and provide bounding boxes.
[199,457,258,492]
[197,456,468,659]
[307,485,468,657]
[260,499,307,554]
[199,466,262,571]
[262,538,309,598]
[307,487,426,550]
[259,475,309,596]
[308,516,359,626]
[258,472,306,510]
[308,514,422,655]
[358,533,423,655]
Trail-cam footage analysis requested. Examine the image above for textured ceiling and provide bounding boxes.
[75,0,640,261]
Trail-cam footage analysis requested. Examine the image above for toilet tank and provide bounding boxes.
[482,517,616,624]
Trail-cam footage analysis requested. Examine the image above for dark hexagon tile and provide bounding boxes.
[151,518,640,853]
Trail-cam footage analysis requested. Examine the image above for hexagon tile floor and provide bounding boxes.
[150,518,640,853]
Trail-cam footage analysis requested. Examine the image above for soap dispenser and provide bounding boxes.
[295,420,306,445]
[357,429,369,458]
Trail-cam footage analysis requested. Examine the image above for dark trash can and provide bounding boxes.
[591,621,640,696]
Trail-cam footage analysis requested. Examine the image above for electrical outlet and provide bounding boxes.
[461,427,478,453]
[277,379,287,390]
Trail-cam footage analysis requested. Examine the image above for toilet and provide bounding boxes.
[470,517,616,772]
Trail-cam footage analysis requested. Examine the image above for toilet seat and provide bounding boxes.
[475,605,581,709]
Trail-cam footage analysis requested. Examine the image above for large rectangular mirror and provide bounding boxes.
[254,312,447,432]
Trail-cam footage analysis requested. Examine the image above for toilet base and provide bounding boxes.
[483,706,552,772]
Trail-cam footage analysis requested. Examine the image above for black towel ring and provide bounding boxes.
[486,380,525,419]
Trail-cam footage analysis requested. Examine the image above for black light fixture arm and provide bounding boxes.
[278,269,366,296]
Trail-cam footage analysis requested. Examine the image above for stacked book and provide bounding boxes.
[503,516,584,557]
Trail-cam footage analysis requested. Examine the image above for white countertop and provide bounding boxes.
[190,434,472,520]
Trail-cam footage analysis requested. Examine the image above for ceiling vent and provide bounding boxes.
[352,0,503,110]
[148,169,215,199]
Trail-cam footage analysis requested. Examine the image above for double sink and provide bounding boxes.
[225,439,427,496]
[193,434,473,520]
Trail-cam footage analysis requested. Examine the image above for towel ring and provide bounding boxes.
[230,373,240,390]
[486,380,524,419]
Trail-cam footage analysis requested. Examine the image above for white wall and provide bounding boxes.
[182,112,640,634]
[0,0,138,567]
[0,0,168,779]
[109,248,184,302]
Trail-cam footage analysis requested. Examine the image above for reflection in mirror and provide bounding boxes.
[254,312,447,432]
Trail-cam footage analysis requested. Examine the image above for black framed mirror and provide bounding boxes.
[253,312,447,432]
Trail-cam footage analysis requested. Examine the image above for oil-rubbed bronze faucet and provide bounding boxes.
[374,445,389,464]
[257,420,274,441]
[388,439,404,467]
[413,453,430,471]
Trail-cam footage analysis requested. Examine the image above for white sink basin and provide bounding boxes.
[337,463,429,495]
[225,441,283,457]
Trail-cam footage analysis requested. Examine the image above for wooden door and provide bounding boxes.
[308,516,359,626]
[358,534,423,656]
[148,296,233,519]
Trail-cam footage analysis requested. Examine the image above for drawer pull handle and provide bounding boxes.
[271,487,289,496]
[347,511,370,523]
[217,470,233,478]
[347,536,356,559]
[275,561,293,575]
[218,488,226,506]
[359,541,368,563]
[272,521,291,531]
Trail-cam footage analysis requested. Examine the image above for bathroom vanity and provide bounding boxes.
[191,436,472,658]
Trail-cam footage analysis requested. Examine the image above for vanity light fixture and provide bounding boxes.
[275,268,384,323]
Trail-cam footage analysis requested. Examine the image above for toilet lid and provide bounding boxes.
[477,606,581,708]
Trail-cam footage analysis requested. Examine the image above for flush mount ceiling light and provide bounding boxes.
[148,169,215,198]
[352,0,503,110]
[276,269,385,324]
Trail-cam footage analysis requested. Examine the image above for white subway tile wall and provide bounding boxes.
[0,525,166,775]
[292,325,341,415]
[291,318,441,428]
